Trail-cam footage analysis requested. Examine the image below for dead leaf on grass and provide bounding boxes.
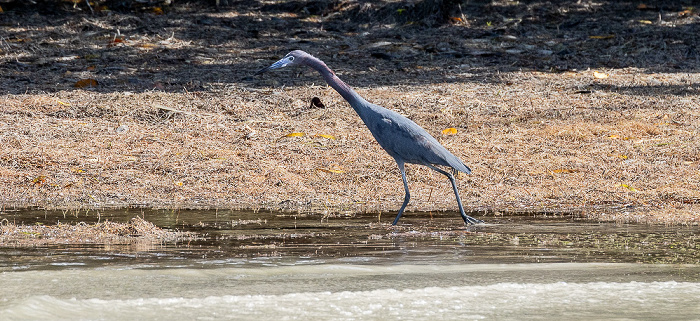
[638,20,653,24]
[284,132,305,138]
[442,127,458,135]
[552,169,579,174]
[315,134,336,140]
[74,79,98,88]
[317,168,344,174]
[593,71,609,79]
[31,175,46,186]
[618,183,639,192]
[310,97,326,108]
[589,35,615,39]
[138,43,158,50]
[108,37,125,47]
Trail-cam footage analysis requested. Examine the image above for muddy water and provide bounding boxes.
[1,209,699,320]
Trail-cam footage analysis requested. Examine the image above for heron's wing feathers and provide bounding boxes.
[361,105,471,174]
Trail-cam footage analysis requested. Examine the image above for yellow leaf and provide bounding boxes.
[638,20,653,24]
[593,71,608,79]
[442,127,458,135]
[618,183,639,192]
[175,181,183,186]
[317,168,344,174]
[315,134,336,140]
[31,175,47,185]
[552,169,578,174]
[57,100,70,106]
[284,132,305,138]
[151,7,163,15]
[617,154,628,159]
[74,78,98,88]
[608,134,619,139]
[589,35,615,39]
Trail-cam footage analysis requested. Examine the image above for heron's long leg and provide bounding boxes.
[425,165,483,225]
[392,160,410,225]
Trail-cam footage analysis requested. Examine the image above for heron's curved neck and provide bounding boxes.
[305,56,369,108]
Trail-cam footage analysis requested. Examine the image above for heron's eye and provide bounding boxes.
[288,56,295,61]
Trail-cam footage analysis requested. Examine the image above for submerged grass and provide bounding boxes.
[0,216,193,246]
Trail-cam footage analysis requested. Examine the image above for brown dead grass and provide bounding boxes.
[1,1,699,224]
[1,72,698,224]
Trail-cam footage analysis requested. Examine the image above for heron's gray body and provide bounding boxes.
[256,50,481,225]
[357,102,471,174]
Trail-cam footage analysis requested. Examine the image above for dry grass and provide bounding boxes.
[0,1,699,224]
[0,216,192,246]
[1,72,698,224]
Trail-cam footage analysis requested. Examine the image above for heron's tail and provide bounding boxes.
[452,160,472,175]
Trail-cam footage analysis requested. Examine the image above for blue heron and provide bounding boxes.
[256,50,482,225]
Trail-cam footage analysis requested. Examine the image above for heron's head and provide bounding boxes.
[255,50,309,75]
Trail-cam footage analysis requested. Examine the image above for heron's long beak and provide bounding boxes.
[255,56,292,75]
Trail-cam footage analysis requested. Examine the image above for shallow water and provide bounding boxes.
[1,209,699,320]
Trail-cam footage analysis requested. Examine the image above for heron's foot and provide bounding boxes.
[462,216,484,225]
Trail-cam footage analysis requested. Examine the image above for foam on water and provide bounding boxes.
[1,263,699,320]
[2,281,699,321]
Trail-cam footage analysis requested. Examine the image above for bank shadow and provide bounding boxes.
[0,0,697,95]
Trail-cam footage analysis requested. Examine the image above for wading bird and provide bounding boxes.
[256,50,481,225]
